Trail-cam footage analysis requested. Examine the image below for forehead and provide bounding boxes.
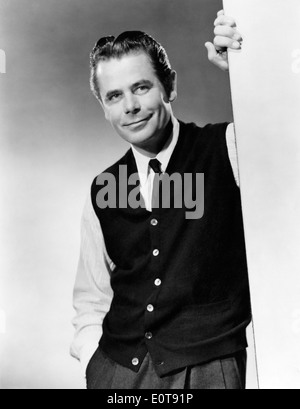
[96,52,157,93]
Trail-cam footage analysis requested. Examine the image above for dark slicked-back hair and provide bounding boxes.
[90,31,173,102]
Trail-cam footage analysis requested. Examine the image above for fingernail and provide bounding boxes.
[233,41,241,49]
[233,33,242,41]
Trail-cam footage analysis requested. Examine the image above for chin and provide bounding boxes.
[119,128,156,146]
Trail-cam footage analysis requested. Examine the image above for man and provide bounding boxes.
[71,10,251,389]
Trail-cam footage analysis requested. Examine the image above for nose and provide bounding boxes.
[123,93,141,115]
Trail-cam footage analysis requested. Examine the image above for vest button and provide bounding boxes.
[154,279,162,287]
[153,249,160,257]
[151,219,158,226]
[132,358,139,366]
[147,304,154,313]
[145,332,153,340]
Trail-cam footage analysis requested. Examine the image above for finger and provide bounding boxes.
[205,43,229,72]
[205,42,218,62]
[214,15,237,28]
[214,25,243,42]
[214,36,241,50]
[213,60,229,72]
[217,10,225,17]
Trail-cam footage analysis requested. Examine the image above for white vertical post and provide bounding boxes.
[0,308,6,388]
[0,49,6,74]
[0,309,6,334]
[223,0,300,389]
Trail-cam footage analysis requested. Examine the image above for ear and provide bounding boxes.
[169,70,178,102]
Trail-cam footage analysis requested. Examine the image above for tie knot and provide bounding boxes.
[149,159,162,175]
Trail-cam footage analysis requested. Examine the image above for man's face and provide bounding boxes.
[96,52,177,152]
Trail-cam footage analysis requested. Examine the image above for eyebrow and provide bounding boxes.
[105,79,154,100]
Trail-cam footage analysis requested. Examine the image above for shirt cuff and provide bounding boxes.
[80,339,100,378]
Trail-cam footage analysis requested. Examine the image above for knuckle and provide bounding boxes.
[224,16,236,27]
[228,27,236,37]
[235,32,243,41]
[214,26,220,36]
[213,36,222,46]
[214,25,235,38]
[214,16,222,26]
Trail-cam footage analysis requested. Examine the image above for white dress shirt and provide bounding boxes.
[70,119,239,376]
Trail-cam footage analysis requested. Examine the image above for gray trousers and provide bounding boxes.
[86,348,247,390]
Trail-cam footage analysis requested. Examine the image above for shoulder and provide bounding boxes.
[102,148,132,175]
[202,122,230,136]
[91,148,132,187]
[179,120,229,137]
[179,120,230,150]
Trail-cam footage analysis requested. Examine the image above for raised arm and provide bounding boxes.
[205,10,243,71]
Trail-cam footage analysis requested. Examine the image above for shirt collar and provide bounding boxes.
[131,117,180,185]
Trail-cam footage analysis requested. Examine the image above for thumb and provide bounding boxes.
[205,42,218,62]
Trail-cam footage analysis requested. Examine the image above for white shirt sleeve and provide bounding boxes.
[226,122,240,187]
[70,193,115,377]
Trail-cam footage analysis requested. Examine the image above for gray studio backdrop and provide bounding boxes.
[0,0,254,389]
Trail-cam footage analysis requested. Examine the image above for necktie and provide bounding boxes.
[149,159,163,210]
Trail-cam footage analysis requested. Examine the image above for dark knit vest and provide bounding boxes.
[91,121,252,377]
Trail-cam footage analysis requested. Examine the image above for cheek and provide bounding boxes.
[144,91,165,108]
[104,106,121,124]
[148,95,171,122]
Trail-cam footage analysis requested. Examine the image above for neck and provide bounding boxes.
[132,118,174,158]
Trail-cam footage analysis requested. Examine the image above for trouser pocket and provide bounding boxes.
[86,348,117,390]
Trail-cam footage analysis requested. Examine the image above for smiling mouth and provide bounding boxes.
[124,115,152,127]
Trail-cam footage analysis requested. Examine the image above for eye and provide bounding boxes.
[135,85,150,95]
[108,93,122,102]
